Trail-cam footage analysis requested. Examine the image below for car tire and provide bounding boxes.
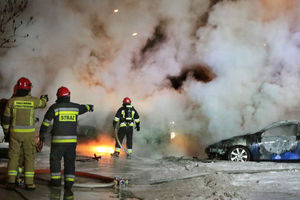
[227,146,251,162]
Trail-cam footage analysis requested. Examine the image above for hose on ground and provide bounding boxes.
[35,169,115,188]
[114,127,152,161]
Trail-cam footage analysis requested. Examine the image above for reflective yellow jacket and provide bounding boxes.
[2,95,47,133]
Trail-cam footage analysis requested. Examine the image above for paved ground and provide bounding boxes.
[1,149,300,200]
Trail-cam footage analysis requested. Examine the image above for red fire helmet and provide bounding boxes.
[123,97,131,104]
[16,77,32,91]
[57,86,70,97]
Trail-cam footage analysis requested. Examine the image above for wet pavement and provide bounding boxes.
[0,150,155,200]
[0,181,138,200]
[2,149,300,200]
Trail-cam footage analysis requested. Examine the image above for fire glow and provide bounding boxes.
[170,131,176,140]
[77,134,115,157]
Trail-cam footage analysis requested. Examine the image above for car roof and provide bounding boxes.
[261,120,300,131]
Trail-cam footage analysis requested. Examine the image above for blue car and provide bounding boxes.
[205,120,300,162]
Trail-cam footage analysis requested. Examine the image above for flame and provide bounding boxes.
[77,133,115,157]
[93,146,114,154]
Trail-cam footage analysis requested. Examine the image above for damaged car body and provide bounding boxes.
[205,120,300,162]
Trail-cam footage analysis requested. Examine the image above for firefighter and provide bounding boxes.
[112,97,140,158]
[38,86,93,192]
[2,77,48,190]
[0,84,17,142]
[1,84,25,184]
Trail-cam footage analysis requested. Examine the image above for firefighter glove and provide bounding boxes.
[40,94,49,102]
[135,124,140,132]
[87,104,94,112]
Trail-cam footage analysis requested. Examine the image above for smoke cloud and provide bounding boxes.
[1,0,300,157]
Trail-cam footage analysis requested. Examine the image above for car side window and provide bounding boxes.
[263,124,297,137]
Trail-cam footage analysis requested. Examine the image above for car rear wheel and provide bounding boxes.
[228,146,250,162]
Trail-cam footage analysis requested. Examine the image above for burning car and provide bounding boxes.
[205,120,300,162]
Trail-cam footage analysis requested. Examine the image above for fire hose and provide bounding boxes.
[114,126,143,161]
[34,169,115,188]
[115,127,131,157]
[0,169,120,189]
[114,126,148,161]
[0,169,121,200]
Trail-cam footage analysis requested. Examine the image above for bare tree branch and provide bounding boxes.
[0,0,30,48]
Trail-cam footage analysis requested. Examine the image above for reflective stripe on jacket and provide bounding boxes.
[113,105,140,128]
[39,102,88,143]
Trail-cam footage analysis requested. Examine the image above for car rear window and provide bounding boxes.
[263,124,297,137]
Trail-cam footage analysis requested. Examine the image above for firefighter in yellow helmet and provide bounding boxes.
[2,77,48,190]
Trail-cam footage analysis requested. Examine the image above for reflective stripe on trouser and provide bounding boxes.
[115,126,133,150]
[18,167,23,173]
[8,131,36,184]
[115,147,121,153]
[51,172,61,180]
[25,171,34,177]
[50,143,76,189]
[8,170,17,176]
[52,136,77,143]
[65,174,75,182]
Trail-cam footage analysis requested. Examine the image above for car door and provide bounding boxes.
[258,124,300,160]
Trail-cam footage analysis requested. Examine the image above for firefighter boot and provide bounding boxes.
[64,189,74,200]
[16,167,24,186]
[50,188,61,200]
[49,179,62,187]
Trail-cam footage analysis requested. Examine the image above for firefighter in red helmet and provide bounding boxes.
[38,86,94,193]
[2,77,48,190]
[1,83,26,186]
[112,97,140,158]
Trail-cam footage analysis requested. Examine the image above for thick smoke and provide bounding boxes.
[1,0,300,157]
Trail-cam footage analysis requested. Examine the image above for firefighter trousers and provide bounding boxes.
[7,132,36,184]
[115,126,133,152]
[50,143,76,189]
